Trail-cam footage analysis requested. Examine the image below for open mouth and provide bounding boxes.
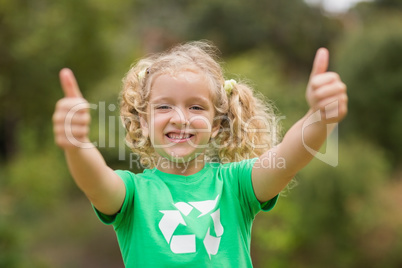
[165,132,194,143]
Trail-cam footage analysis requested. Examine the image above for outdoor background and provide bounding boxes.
[1,0,402,267]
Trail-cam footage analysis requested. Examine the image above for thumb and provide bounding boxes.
[59,68,83,98]
[310,47,329,78]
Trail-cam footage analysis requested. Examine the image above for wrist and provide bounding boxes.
[304,108,327,130]
[63,136,94,152]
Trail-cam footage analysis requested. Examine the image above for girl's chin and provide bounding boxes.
[158,151,204,163]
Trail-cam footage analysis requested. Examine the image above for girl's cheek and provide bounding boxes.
[190,116,213,131]
[152,114,169,124]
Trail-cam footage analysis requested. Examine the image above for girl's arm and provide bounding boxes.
[53,69,125,215]
[252,48,348,203]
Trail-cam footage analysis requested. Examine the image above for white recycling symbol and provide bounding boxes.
[158,195,224,259]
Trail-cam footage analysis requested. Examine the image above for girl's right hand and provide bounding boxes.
[52,68,91,150]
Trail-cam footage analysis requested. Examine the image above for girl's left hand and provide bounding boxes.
[305,48,348,124]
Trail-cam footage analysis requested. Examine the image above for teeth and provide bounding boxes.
[167,133,191,139]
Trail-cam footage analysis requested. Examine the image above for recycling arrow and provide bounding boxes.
[159,210,186,243]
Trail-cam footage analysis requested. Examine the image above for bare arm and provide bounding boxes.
[53,68,125,215]
[252,48,348,202]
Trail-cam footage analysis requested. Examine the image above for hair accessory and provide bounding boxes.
[138,69,147,81]
[224,79,237,94]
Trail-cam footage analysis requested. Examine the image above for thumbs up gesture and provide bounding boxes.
[53,68,91,149]
[305,48,348,124]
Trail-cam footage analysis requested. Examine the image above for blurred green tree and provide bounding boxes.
[334,11,402,164]
[131,0,341,72]
[0,0,111,161]
[0,0,122,266]
[375,0,402,9]
[252,139,393,268]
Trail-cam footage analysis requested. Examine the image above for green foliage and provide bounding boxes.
[252,138,394,268]
[225,47,309,128]
[375,0,402,9]
[0,0,112,159]
[0,221,21,268]
[131,0,341,71]
[334,12,402,163]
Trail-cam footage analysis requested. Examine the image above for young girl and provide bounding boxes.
[53,41,347,267]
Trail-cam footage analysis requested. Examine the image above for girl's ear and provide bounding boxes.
[140,116,149,137]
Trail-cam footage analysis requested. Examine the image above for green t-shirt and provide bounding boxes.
[94,158,278,267]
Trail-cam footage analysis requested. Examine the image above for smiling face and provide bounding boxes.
[141,70,220,164]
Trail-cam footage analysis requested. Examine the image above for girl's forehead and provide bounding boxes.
[175,70,203,82]
[149,70,216,102]
[148,65,218,99]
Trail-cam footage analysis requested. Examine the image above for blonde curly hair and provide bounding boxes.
[120,41,281,168]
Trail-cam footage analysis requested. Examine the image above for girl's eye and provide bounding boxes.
[157,105,171,110]
[190,106,204,111]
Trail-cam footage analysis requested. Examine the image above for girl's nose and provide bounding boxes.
[169,106,189,127]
